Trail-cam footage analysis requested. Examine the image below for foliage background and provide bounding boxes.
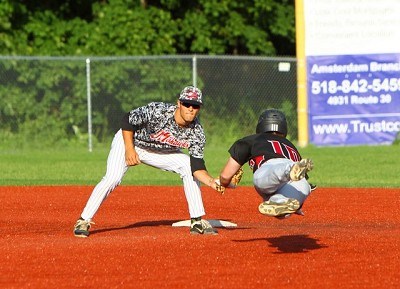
[0,55,298,148]
[0,0,295,57]
[1,0,298,148]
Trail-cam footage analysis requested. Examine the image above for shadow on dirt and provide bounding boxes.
[234,234,328,253]
[90,219,182,235]
[90,219,242,235]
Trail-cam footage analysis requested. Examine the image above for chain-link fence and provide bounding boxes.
[0,55,297,150]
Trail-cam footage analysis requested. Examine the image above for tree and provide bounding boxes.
[0,0,295,56]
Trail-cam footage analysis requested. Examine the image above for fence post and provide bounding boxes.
[192,55,197,87]
[86,58,93,152]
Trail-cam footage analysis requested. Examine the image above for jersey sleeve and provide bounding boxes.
[188,123,206,159]
[190,156,206,173]
[228,138,251,166]
[188,123,207,173]
[121,112,134,131]
[122,102,158,131]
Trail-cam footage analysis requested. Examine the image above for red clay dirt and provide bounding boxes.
[0,186,399,289]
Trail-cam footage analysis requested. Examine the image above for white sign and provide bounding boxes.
[304,0,400,55]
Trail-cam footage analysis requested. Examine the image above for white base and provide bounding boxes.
[172,219,237,228]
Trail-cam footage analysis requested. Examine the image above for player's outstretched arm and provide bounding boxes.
[219,157,242,187]
[192,169,225,194]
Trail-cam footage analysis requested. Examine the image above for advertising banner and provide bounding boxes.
[308,53,400,145]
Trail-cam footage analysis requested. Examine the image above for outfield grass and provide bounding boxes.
[0,142,399,188]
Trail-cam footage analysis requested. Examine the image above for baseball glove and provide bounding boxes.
[214,179,226,195]
[229,167,244,188]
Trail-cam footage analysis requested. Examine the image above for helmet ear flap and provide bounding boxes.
[256,109,287,136]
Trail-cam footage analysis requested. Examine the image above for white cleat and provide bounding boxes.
[290,159,313,181]
[258,198,300,217]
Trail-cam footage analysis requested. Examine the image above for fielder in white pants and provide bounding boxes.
[80,129,206,220]
[74,86,221,237]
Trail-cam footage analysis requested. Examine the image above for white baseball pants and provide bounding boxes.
[80,129,206,221]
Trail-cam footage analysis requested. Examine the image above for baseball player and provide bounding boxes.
[216,109,314,218]
[74,86,220,237]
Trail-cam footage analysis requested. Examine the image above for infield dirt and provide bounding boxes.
[0,186,399,289]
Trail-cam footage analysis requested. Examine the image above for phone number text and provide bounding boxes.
[311,78,400,95]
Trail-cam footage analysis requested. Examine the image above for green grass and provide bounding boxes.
[0,142,399,188]
[300,145,399,188]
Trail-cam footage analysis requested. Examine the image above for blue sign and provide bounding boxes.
[307,53,400,145]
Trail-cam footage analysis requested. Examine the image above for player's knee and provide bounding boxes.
[101,176,122,190]
[175,164,192,178]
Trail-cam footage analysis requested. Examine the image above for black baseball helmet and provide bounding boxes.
[256,109,288,136]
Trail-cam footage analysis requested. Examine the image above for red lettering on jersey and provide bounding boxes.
[152,131,170,142]
[282,143,300,162]
[150,130,190,148]
[249,155,265,170]
[268,140,300,162]
[268,140,284,155]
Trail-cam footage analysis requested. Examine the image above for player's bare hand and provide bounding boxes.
[211,179,226,195]
[125,147,141,166]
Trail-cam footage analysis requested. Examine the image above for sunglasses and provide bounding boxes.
[180,102,200,109]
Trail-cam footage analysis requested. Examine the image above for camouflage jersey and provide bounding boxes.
[121,102,206,159]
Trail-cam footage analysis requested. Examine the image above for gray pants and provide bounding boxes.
[253,158,311,206]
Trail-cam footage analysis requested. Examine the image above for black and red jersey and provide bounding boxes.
[228,133,302,173]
